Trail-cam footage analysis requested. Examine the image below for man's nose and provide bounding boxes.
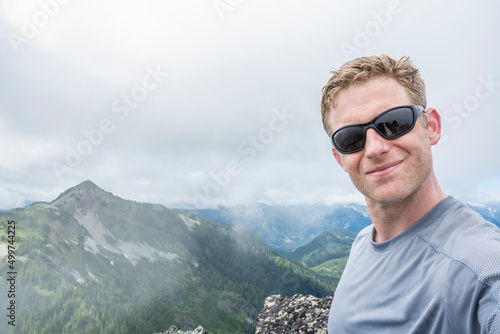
[363,128,390,158]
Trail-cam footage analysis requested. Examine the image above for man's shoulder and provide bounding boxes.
[429,197,500,239]
[420,196,497,232]
[419,197,500,280]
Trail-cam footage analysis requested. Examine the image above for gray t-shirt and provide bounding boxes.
[328,197,500,333]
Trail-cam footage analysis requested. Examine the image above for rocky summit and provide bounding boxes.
[255,294,333,333]
[159,325,209,334]
[161,293,332,334]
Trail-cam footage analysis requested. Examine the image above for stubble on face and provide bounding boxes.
[352,141,434,207]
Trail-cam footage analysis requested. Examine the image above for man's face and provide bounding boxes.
[330,77,438,206]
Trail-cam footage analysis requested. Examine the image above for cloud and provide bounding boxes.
[1,0,500,209]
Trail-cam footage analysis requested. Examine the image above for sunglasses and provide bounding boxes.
[331,105,426,154]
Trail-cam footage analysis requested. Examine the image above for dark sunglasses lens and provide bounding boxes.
[375,107,414,139]
[334,127,364,152]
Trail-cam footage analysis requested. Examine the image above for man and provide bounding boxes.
[321,55,500,333]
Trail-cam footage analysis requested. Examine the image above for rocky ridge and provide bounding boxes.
[162,294,333,333]
[255,294,333,333]
[159,325,208,334]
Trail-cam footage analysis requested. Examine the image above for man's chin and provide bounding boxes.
[362,188,411,207]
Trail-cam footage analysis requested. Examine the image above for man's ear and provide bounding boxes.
[332,147,347,172]
[425,107,442,145]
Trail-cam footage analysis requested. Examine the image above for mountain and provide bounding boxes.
[183,203,372,252]
[469,203,500,228]
[0,181,335,334]
[281,228,356,268]
[277,228,356,286]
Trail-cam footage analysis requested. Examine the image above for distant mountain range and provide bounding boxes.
[183,203,372,253]
[0,181,335,334]
[184,198,500,285]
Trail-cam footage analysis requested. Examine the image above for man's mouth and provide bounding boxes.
[366,161,403,177]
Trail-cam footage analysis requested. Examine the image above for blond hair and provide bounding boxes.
[321,55,427,136]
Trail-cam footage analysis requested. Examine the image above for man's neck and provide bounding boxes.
[366,172,447,243]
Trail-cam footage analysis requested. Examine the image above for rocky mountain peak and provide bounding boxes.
[51,180,114,207]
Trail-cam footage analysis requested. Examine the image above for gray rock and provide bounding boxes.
[255,294,333,334]
[159,325,208,334]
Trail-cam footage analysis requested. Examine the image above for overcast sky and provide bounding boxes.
[1,0,500,210]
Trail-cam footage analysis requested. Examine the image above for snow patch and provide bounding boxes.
[343,204,370,217]
[74,209,178,266]
[179,214,201,231]
[118,240,178,265]
[489,207,496,217]
[71,270,85,284]
[33,203,58,210]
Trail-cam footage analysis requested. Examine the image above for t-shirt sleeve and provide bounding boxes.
[446,260,500,333]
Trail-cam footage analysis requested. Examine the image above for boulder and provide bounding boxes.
[255,294,333,333]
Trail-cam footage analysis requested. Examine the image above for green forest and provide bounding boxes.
[0,194,337,334]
